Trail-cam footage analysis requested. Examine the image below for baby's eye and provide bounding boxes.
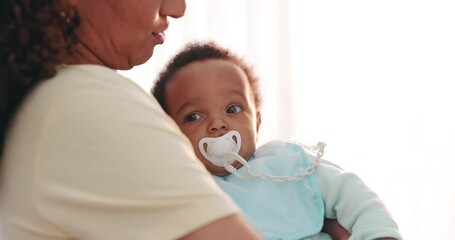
[227,105,242,114]
[184,113,202,123]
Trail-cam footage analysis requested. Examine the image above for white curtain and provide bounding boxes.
[121,1,455,239]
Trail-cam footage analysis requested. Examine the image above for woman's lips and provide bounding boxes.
[152,32,165,44]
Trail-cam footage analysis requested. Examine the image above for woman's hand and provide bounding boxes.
[321,218,351,240]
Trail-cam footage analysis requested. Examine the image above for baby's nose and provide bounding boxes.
[209,118,228,133]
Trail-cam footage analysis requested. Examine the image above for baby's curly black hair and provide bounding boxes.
[0,0,79,158]
[152,41,262,113]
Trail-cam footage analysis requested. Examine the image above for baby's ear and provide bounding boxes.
[256,111,262,132]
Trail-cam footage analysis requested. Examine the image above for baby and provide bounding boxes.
[152,41,402,240]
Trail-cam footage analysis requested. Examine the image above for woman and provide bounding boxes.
[0,0,261,239]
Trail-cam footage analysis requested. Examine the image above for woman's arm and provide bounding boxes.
[322,218,351,240]
[179,214,262,240]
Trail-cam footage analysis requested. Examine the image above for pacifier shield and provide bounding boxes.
[198,131,241,167]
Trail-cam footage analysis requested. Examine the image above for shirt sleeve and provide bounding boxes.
[313,159,403,240]
[35,71,239,240]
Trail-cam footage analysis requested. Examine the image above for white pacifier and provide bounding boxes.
[198,130,326,183]
[198,130,241,167]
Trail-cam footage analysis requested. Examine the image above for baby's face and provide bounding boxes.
[165,59,261,176]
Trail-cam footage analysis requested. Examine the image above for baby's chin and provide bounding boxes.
[211,170,231,177]
[208,160,245,177]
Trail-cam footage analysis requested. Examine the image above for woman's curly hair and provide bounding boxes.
[152,41,262,114]
[0,0,79,159]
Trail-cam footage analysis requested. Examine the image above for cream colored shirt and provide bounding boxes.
[0,65,239,240]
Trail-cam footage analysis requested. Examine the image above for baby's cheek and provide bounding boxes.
[241,148,254,161]
[195,152,205,163]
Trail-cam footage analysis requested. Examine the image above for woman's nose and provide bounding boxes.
[209,118,228,133]
[161,0,186,19]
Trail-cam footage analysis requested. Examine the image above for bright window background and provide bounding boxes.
[121,1,455,239]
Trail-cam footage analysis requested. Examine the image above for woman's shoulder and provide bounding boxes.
[55,64,137,89]
[29,64,127,101]
[31,64,157,110]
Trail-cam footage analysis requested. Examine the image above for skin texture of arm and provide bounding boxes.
[179,214,262,240]
[322,218,395,240]
[322,218,351,240]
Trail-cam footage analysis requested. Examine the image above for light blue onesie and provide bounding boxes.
[214,140,325,240]
[214,140,403,240]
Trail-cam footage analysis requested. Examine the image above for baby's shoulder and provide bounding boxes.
[255,139,305,158]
